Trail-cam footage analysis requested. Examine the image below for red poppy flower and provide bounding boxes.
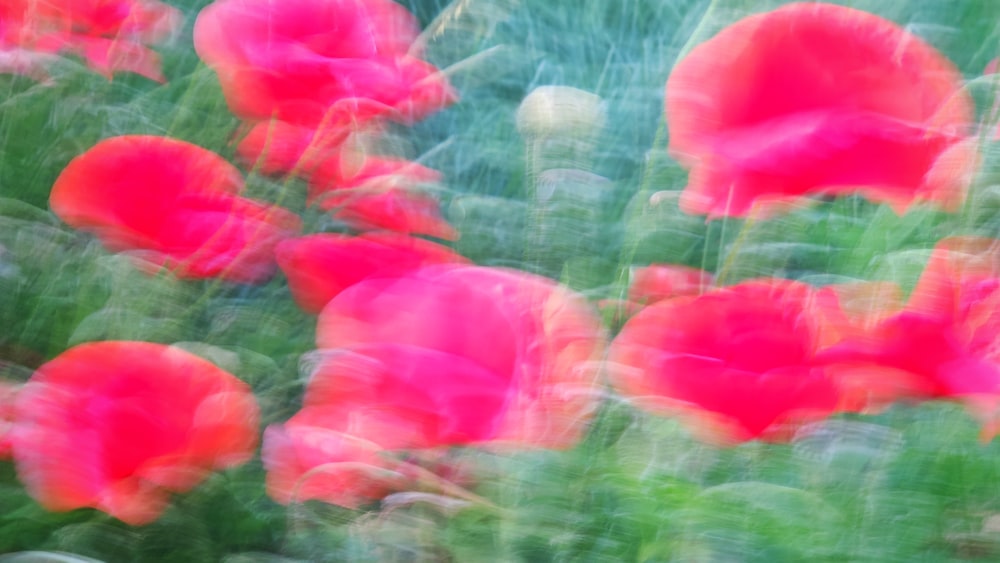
[666,2,976,218]
[277,232,468,314]
[818,238,1000,437]
[0,381,18,459]
[50,135,302,284]
[308,153,443,200]
[628,264,713,305]
[608,279,839,444]
[597,266,713,326]
[0,0,180,81]
[262,412,406,507]
[812,282,904,347]
[985,58,1000,139]
[313,266,606,449]
[308,153,454,239]
[10,341,260,525]
[235,121,454,239]
[193,0,457,127]
[235,120,355,176]
[264,266,606,506]
[802,282,922,413]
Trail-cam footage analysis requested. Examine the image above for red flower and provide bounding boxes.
[0,0,180,81]
[818,238,1000,437]
[10,341,260,525]
[628,264,713,305]
[308,152,454,239]
[263,265,606,506]
[802,282,920,412]
[50,135,302,284]
[308,153,443,201]
[665,2,976,218]
[193,0,457,127]
[277,232,468,314]
[235,121,454,239]
[235,120,354,176]
[608,279,839,444]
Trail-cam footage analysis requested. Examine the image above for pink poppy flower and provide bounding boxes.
[11,341,260,525]
[308,153,443,201]
[50,135,302,284]
[235,121,454,239]
[193,0,457,127]
[0,0,180,81]
[666,2,976,218]
[277,232,468,314]
[608,279,840,444]
[263,266,606,506]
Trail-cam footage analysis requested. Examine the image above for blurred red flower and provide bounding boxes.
[819,238,1000,438]
[0,0,180,81]
[0,381,18,458]
[308,152,454,239]
[235,120,354,176]
[277,232,468,314]
[235,121,454,239]
[608,279,839,444]
[262,412,407,508]
[598,265,713,326]
[666,2,976,218]
[263,265,606,506]
[50,135,302,284]
[11,341,260,525]
[193,0,457,127]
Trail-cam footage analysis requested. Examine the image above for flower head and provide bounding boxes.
[277,232,468,314]
[609,279,839,444]
[628,264,713,305]
[306,150,453,238]
[11,341,260,525]
[666,2,976,218]
[818,238,1000,438]
[264,265,606,506]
